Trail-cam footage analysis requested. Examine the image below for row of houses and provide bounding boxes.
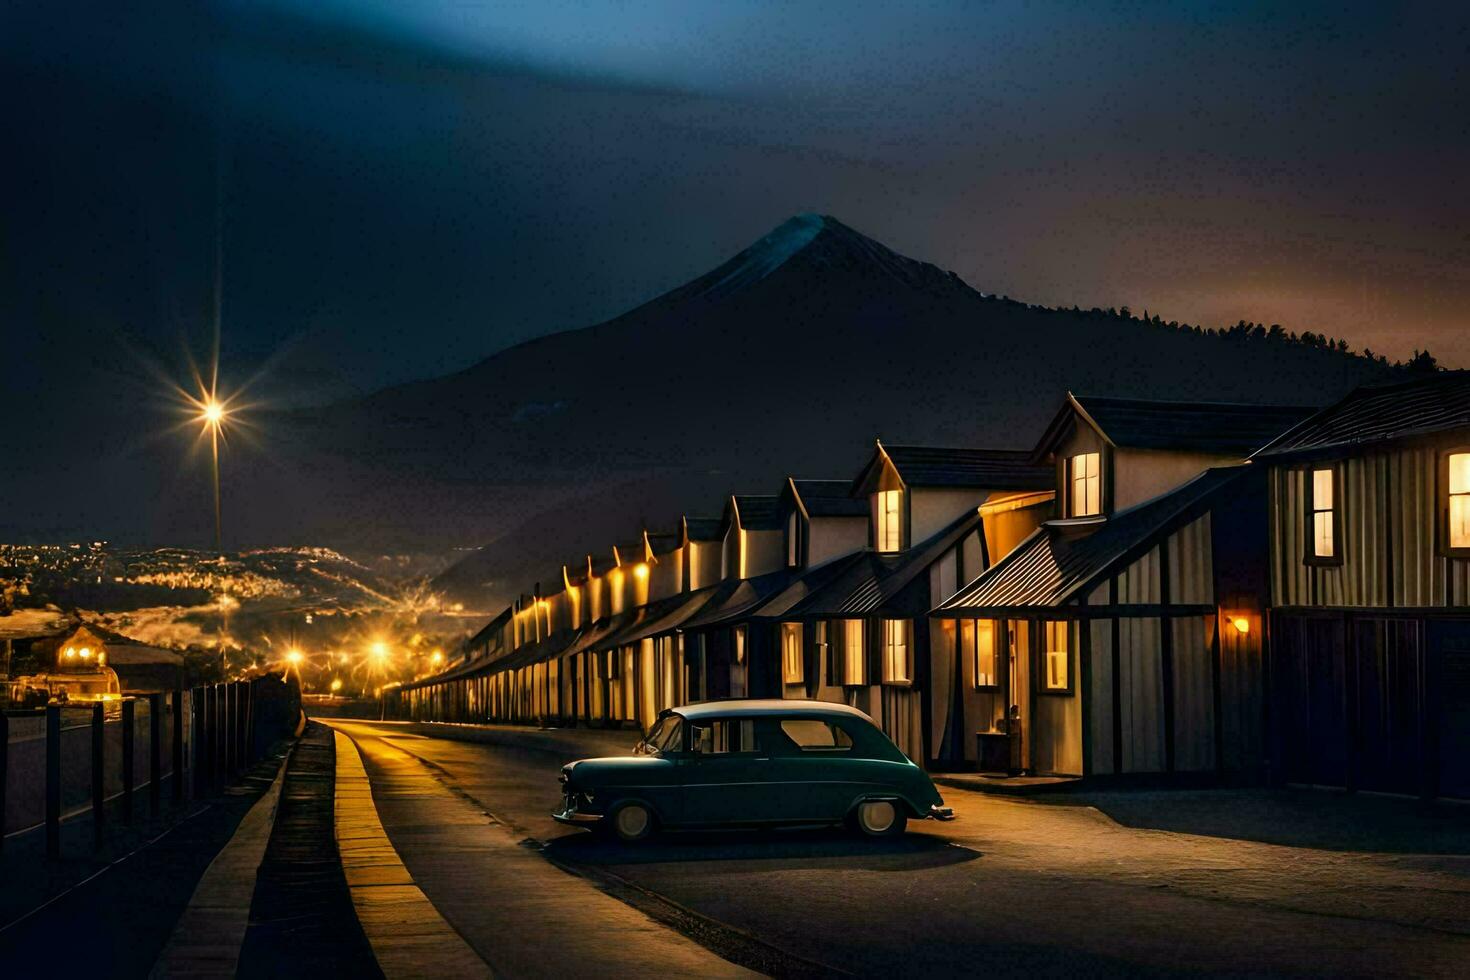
[385,372,1470,799]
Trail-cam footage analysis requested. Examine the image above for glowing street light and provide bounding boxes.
[286,648,304,667]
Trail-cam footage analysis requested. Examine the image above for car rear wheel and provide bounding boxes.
[608,801,655,843]
[852,800,908,838]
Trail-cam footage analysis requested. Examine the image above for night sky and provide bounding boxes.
[5,2,1468,443]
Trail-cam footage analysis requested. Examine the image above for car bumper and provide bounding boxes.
[928,804,956,821]
[552,805,603,826]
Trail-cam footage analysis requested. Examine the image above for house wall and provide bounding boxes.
[1270,446,1470,608]
[1113,448,1240,512]
[649,548,684,601]
[745,528,786,578]
[687,540,720,591]
[910,488,987,544]
[808,516,868,569]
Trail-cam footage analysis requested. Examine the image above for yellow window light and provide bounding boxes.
[80,647,93,659]
[633,563,649,580]
[1230,616,1251,635]
[65,646,77,659]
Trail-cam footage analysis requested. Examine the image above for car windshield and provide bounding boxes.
[639,715,684,755]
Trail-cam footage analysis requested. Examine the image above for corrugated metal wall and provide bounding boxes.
[1271,449,1470,607]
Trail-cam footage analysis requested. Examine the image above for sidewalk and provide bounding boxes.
[328,719,758,978]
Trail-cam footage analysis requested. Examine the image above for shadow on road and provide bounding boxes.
[545,824,980,871]
[1040,787,1470,854]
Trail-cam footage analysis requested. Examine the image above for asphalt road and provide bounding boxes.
[328,720,1470,978]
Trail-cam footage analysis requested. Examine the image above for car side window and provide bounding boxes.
[691,719,756,754]
[780,719,854,752]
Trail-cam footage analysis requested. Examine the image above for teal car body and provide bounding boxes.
[554,699,951,836]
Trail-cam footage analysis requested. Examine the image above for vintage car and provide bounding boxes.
[554,699,954,842]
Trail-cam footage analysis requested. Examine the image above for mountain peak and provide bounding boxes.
[686,213,963,303]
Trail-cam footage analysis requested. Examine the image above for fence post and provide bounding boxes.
[149,692,162,814]
[227,683,238,775]
[121,698,135,825]
[46,704,60,860]
[193,685,206,798]
[172,686,185,802]
[91,702,105,847]
[0,711,8,856]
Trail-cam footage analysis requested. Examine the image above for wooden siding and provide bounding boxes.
[1271,448,1470,607]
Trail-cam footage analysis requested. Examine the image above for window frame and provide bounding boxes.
[1038,620,1074,696]
[787,509,802,568]
[1066,451,1103,518]
[881,618,912,686]
[1303,463,1344,567]
[778,717,855,753]
[780,622,804,685]
[1439,448,1470,558]
[961,618,1001,690]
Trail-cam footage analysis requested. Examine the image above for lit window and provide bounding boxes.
[962,619,998,688]
[1043,621,1070,692]
[1310,467,1337,559]
[1069,452,1101,517]
[788,511,800,567]
[733,626,747,664]
[882,619,911,683]
[781,623,804,684]
[876,490,903,552]
[843,619,866,685]
[1449,453,1470,550]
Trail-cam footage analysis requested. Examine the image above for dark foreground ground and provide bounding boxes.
[327,720,1470,978]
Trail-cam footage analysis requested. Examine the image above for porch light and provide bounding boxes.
[634,563,649,580]
[1230,616,1250,635]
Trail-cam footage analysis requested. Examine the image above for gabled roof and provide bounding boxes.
[612,539,649,565]
[787,478,868,518]
[646,529,682,557]
[567,587,717,657]
[1034,393,1316,459]
[1255,371,1470,460]
[726,494,783,531]
[853,443,1052,494]
[682,516,723,543]
[767,507,986,618]
[936,466,1248,613]
[680,568,798,630]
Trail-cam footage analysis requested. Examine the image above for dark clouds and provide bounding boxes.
[4,1,1468,433]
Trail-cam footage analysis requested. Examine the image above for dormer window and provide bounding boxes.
[1067,452,1101,517]
[876,489,904,552]
[1307,466,1341,564]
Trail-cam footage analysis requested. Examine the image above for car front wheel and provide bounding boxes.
[607,801,656,843]
[851,799,908,838]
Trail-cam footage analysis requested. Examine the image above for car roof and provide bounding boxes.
[671,698,873,723]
